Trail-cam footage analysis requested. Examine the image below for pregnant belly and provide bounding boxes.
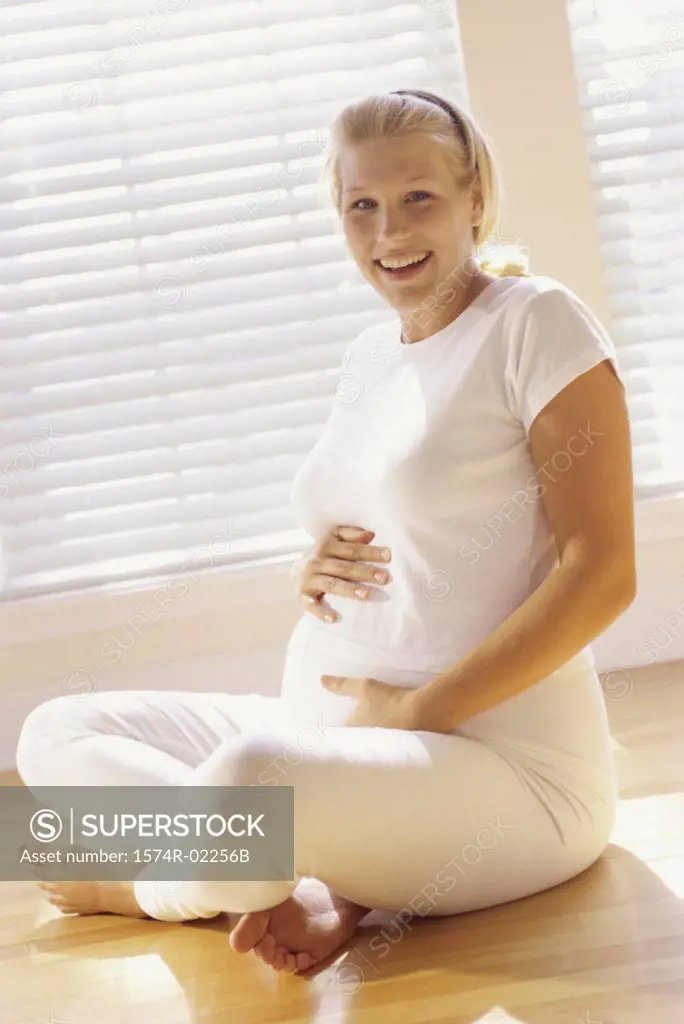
[280,615,436,732]
[279,618,614,771]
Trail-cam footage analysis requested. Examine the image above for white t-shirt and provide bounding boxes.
[289,274,623,673]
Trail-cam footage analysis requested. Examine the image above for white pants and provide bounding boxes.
[16,616,618,923]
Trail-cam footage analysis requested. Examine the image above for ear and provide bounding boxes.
[469,177,484,228]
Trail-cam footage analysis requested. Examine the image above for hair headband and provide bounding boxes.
[390,88,471,160]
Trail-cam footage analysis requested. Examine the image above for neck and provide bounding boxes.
[399,269,494,344]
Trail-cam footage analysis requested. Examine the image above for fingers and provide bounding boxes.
[303,551,392,596]
[320,556,392,586]
[323,525,381,561]
[300,558,390,616]
[334,525,375,543]
[326,538,391,565]
[306,567,371,599]
[298,591,337,624]
[299,573,364,622]
[297,526,392,623]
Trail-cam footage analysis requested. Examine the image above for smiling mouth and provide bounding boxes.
[374,253,433,278]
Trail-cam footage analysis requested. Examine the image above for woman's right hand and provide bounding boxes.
[295,525,392,624]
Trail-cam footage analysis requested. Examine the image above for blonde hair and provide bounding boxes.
[321,90,530,279]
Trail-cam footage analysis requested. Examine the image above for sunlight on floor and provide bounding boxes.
[641,857,684,899]
[613,792,684,897]
[472,1009,529,1023]
[105,954,187,1004]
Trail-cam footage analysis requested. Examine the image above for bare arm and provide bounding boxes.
[413,359,637,731]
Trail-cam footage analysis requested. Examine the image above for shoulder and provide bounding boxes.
[500,275,621,428]
[498,274,592,316]
[496,274,612,347]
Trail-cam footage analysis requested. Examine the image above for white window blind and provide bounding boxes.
[0,0,467,600]
[565,0,684,501]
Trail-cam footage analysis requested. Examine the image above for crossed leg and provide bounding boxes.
[15,687,611,972]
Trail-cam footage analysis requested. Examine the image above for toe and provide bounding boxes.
[283,952,298,973]
[295,951,317,972]
[271,944,288,971]
[254,932,277,966]
[229,910,271,954]
[49,898,72,912]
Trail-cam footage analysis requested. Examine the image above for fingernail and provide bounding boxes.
[324,613,335,622]
[355,588,368,598]
[381,548,391,561]
[374,571,387,582]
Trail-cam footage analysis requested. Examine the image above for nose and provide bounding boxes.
[376,203,411,246]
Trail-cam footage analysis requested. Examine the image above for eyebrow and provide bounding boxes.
[344,174,436,195]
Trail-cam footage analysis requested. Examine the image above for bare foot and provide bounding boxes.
[38,880,148,918]
[229,877,370,974]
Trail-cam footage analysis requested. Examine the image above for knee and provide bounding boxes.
[199,732,302,788]
[16,695,99,785]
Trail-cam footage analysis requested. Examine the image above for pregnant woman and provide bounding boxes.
[16,89,636,975]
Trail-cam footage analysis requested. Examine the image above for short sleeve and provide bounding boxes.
[505,283,624,432]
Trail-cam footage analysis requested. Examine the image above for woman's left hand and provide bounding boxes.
[320,674,451,733]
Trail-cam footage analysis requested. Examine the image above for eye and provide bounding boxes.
[347,191,431,212]
[349,198,375,211]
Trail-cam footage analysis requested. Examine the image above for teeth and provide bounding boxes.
[379,253,429,269]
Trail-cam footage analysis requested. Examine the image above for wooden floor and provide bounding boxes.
[2,660,683,1023]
